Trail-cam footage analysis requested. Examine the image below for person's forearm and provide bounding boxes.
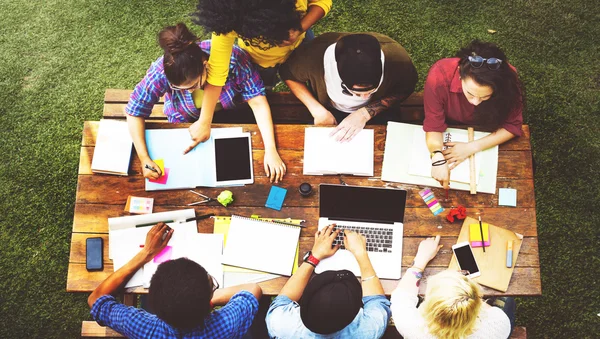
[355,252,384,296]
[198,83,221,125]
[88,249,151,308]
[285,80,325,117]
[471,127,515,153]
[247,96,277,152]
[364,93,405,119]
[394,266,422,296]
[126,115,151,162]
[279,262,315,301]
[426,131,444,153]
[211,283,262,306]
[300,5,326,31]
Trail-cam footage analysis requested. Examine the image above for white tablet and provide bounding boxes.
[213,133,254,186]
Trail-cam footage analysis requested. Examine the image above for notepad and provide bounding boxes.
[222,215,301,276]
[469,222,491,247]
[303,127,374,176]
[91,119,133,176]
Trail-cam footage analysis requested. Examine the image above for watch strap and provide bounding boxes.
[304,252,320,267]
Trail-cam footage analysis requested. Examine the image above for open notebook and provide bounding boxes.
[222,215,301,276]
[303,127,374,176]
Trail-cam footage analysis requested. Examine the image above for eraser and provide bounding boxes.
[265,186,287,211]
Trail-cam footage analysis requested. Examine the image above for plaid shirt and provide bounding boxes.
[91,291,258,339]
[125,40,265,123]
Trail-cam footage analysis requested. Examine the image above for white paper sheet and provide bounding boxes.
[91,119,133,175]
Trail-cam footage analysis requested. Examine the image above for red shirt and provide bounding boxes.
[423,58,523,136]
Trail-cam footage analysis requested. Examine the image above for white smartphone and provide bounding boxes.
[452,242,481,278]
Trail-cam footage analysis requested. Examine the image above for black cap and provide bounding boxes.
[335,34,382,91]
[299,270,363,334]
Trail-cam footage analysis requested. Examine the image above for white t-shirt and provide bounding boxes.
[323,43,385,113]
[390,289,511,339]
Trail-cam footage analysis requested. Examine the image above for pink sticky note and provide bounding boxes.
[153,246,173,264]
[149,168,170,185]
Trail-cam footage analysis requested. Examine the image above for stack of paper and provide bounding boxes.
[303,127,374,176]
[91,119,133,176]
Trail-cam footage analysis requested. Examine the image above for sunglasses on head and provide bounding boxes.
[341,82,377,97]
[468,55,503,70]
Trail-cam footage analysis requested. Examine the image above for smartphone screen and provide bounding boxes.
[453,243,480,275]
[86,237,103,271]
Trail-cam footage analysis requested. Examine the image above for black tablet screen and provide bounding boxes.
[214,137,252,182]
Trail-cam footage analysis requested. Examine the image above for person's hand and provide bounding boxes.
[443,142,478,170]
[430,153,450,189]
[141,222,174,260]
[413,235,443,270]
[279,29,302,46]
[329,108,370,142]
[184,120,211,154]
[311,224,340,260]
[343,230,368,258]
[263,149,286,183]
[141,158,162,180]
[311,106,337,126]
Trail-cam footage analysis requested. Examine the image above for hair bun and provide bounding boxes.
[158,23,198,55]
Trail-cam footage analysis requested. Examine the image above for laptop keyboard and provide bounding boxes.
[331,225,394,253]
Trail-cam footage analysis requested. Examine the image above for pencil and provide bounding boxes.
[144,164,159,173]
[478,215,486,253]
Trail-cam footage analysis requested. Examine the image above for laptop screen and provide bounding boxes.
[319,184,407,223]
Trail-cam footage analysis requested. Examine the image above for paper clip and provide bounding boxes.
[187,190,214,206]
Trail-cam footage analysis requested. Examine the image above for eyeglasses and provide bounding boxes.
[468,55,503,70]
[170,72,204,91]
[341,82,378,97]
[209,274,219,292]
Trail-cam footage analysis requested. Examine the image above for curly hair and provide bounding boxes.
[192,0,302,50]
[456,40,524,130]
[158,23,208,85]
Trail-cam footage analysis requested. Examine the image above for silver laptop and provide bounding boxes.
[315,184,407,279]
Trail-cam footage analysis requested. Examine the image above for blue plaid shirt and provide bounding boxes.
[91,291,259,339]
[125,40,265,123]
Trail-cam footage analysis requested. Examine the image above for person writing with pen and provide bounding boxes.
[126,23,286,183]
[423,40,524,188]
[88,222,262,339]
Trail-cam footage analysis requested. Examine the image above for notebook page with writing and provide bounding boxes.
[222,215,301,276]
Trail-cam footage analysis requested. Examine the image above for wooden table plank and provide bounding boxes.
[72,204,538,237]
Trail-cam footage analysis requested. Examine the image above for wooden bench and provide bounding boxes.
[103,89,425,124]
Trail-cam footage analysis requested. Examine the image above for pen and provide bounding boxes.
[478,215,486,253]
[136,220,174,228]
[145,164,159,173]
[178,213,215,224]
[506,240,513,267]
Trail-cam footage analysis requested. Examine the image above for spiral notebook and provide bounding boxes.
[222,215,302,276]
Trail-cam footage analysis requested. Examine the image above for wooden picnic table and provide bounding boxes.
[67,120,540,297]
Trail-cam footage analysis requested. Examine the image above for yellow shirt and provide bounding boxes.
[206,0,332,86]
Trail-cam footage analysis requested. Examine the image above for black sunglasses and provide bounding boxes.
[468,55,503,70]
[341,82,377,96]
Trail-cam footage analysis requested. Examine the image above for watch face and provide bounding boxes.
[303,251,311,261]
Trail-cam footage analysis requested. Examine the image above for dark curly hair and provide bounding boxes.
[148,258,213,331]
[456,40,524,130]
[192,0,303,50]
[158,23,208,86]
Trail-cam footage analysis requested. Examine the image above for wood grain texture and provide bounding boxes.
[81,321,124,338]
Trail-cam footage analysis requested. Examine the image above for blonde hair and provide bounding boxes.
[419,270,482,339]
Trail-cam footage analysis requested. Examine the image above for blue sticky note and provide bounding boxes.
[265,186,287,211]
[498,188,517,207]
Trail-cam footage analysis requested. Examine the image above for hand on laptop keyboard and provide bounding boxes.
[332,225,394,253]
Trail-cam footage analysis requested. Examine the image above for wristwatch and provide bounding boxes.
[430,150,443,159]
[303,251,320,267]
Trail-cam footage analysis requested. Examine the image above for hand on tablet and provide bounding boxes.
[185,120,211,154]
[264,149,286,183]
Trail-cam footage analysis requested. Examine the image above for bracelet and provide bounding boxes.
[430,150,443,159]
[361,275,377,282]
[408,268,423,280]
[431,159,447,166]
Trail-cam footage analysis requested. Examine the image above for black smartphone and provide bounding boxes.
[86,237,104,271]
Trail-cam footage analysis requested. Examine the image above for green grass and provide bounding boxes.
[0,0,598,337]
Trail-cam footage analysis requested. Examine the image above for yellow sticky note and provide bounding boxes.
[469,223,490,247]
[153,159,165,177]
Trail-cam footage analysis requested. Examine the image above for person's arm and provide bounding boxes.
[285,79,336,125]
[279,224,340,301]
[87,223,173,308]
[343,230,384,296]
[247,95,286,183]
[426,131,450,189]
[301,1,330,31]
[184,84,220,154]
[393,235,442,296]
[126,115,161,180]
[443,127,515,169]
[211,283,262,306]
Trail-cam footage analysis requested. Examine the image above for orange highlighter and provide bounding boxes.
[506,240,513,268]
